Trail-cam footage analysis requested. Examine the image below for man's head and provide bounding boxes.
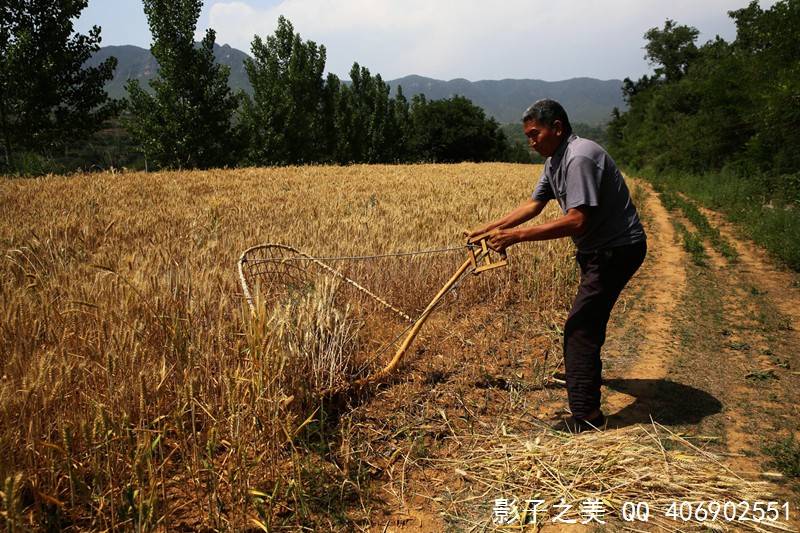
[521,99,573,158]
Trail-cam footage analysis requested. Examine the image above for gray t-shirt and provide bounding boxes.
[532,133,646,252]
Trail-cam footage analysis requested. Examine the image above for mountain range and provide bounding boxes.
[88,44,626,125]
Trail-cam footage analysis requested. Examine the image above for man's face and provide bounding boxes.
[523,118,564,158]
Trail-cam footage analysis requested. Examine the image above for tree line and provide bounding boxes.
[609,0,799,270]
[1,0,528,174]
[608,0,799,182]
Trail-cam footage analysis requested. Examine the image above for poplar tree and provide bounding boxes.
[0,0,118,170]
[334,63,399,163]
[126,0,240,169]
[242,16,327,165]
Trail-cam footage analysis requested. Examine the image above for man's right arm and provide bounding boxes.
[467,198,548,238]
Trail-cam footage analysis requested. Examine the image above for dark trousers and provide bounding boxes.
[564,240,647,419]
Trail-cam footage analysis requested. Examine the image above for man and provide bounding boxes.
[467,99,646,433]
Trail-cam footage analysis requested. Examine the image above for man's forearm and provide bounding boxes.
[489,199,546,232]
[514,211,585,241]
[485,206,588,251]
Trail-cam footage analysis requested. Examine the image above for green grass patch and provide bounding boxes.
[640,169,800,271]
[673,197,739,263]
[745,369,777,382]
[674,221,708,267]
[652,183,738,263]
[763,436,800,478]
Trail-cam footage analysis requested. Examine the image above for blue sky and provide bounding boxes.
[75,0,776,82]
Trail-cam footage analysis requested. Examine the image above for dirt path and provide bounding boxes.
[599,179,687,426]
[699,205,800,331]
[693,204,800,462]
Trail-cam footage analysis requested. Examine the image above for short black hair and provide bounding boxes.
[522,99,572,135]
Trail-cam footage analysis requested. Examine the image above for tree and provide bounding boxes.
[609,1,800,174]
[409,95,507,163]
[729,0,800,172]
[387,86,412,162]
[643,19,699,82]
[242,16,327,165]
[621,74,657,105]
[337,63,399,163]
[319,73,342,163]
[0,0,118,170]
[126,0,241,170]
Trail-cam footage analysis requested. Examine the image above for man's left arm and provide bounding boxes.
[487,206,589,250]
[487,155,600,251]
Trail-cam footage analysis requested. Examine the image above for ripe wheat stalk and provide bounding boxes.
[0,163,578,529]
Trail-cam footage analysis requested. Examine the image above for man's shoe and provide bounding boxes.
[551,413,606,434]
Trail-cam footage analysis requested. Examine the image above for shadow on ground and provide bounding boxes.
[604,378,722,428]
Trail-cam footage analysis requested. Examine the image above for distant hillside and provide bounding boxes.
[86,44,251,99]
[388,75,625,125]
[90,45,625,125]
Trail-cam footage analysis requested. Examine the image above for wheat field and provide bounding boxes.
[0,163,579,530]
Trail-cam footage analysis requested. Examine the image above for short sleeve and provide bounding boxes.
[564,155,601,210]
[531,170,554,201]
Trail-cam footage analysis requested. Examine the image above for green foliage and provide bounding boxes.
[0,0,119,173]
[675,221,707,267]
[333,63,408,163]
[125,0,242,170]
[730,0,800,174]
[242,16,326,165]
[643,19,699,82]
[609,0,800,175]
[408,95,509,163]
[242,17,513,166]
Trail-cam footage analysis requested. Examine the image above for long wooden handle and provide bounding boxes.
[356,257,473,386]
[315,256,473,398]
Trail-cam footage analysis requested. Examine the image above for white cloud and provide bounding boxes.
[204,0,775,81]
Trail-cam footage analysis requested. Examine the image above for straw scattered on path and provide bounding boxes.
[430,421,792,532]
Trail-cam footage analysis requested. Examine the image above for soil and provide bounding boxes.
[338,179,800,532]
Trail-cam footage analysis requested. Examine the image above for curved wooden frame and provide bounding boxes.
[237,240,504,401]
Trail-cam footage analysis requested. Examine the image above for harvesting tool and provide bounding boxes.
[238,233,509,402]
[466,229,508,274]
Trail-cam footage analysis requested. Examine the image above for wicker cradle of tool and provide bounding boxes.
[237,235,507,402]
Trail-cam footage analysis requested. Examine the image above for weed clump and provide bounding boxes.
[764,436,800,479]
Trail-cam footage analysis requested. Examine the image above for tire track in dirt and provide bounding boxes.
[599,186,800,528]
[698,205,800,332]
[673,210,772,474]
[600,179,687,424]
[643,195,800,526]
[693,205,800,474]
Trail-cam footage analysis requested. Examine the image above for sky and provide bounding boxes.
[75,0,777,82]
